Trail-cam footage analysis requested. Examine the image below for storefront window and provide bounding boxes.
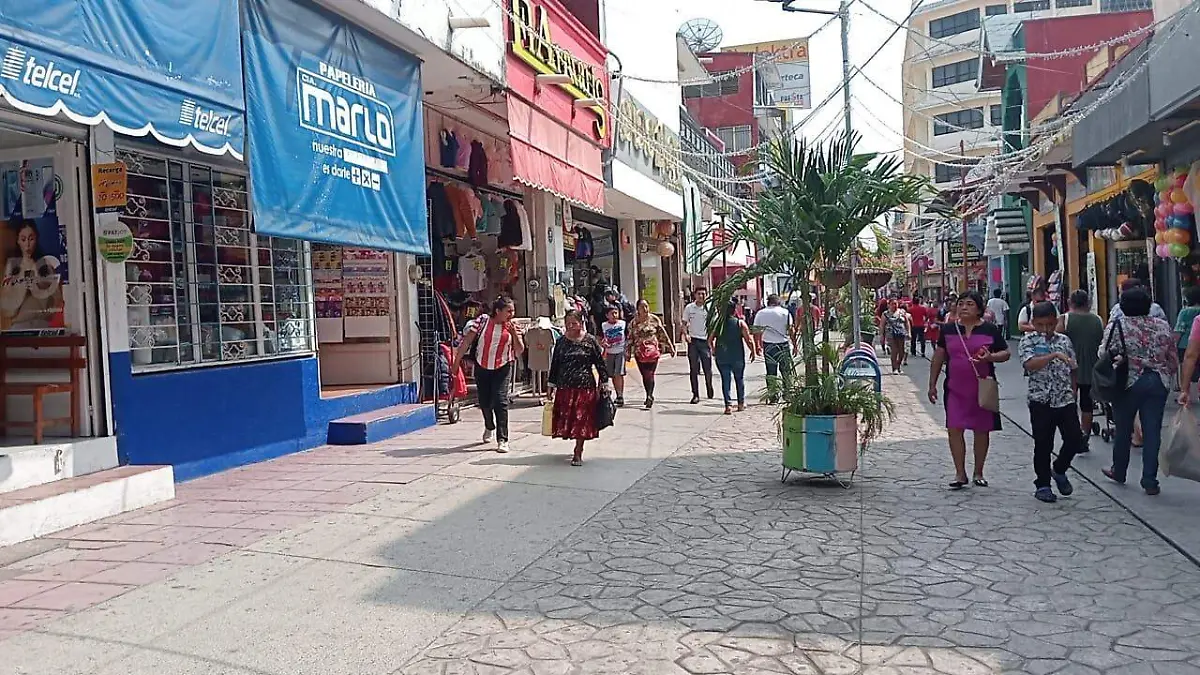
[120,150,314,371]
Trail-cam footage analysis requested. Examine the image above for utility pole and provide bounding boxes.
[776,0,857,343]
[960,139,969,292]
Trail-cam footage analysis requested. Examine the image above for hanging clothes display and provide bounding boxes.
[469,140,489,186]
[499,199,524,248]
[439,130,459,168]
[459,252,488,292]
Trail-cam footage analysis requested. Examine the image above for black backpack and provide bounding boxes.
[1093,320,1129,403]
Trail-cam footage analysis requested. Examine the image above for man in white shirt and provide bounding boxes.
[987,288,1010,340]
[754,294,795,388]
[680,287,714,404]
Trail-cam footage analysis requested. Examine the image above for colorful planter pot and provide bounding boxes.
[781,412,858,482]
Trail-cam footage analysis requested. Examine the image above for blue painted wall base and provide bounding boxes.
[108,353,426,482]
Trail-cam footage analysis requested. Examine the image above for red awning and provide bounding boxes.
[507,96,604,211]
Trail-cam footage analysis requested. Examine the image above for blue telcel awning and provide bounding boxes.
[0,1,245,158]
[240,0,429,254]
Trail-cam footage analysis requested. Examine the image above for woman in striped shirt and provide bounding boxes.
[452,296,525,453]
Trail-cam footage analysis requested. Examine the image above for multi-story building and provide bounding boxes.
[900,0,1152,297]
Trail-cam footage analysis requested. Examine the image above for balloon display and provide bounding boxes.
[1170,242,1190,257]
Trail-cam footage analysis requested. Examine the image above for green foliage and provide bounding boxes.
[764,344,895,445]
[705,131,929,387]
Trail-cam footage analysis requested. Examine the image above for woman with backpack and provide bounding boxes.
[451,296,525,453]
[627,299,676,409]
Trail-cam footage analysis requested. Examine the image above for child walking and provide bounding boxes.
[1019,302,1082,503]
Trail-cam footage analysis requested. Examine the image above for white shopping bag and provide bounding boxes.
[1160,408,1200,482]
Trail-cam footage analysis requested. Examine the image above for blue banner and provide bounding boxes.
[0,0,245,157]
[241,0,429,254]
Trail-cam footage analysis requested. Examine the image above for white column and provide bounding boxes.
[393,253,420,382]
[617,218,638,301]
[89,125,124,435]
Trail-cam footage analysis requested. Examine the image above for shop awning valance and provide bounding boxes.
[240,0,429,254]
[0,0,245,158]
[507,97,605,211]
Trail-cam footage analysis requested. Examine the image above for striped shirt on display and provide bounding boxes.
[474,317,513,370]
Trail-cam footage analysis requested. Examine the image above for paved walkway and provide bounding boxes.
[3,354,1200,674]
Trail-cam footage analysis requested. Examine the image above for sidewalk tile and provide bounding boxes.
[138,542,230,566]
[82,561,185,586]
[55,524,165,543]
[193,528,274,547]
[74,542,168,563]
[0,580,61,606]
[12,582,134,612]
[15,560,117,583]
[0,607,64,631]
[234,513,317,531]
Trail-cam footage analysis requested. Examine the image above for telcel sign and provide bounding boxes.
[510,0,607,141]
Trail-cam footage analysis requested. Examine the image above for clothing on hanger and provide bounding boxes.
[498,199,524,248]
[459,251,488,292]
[439,130,459,168]
[515,202,533,251]
[573,226,594,260]
[468,140,489,186]
[427,182,457,239]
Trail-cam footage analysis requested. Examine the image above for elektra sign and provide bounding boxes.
[297,60,394,192]
[510,0,607,141]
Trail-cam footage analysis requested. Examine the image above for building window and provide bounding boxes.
[934,160,978,184]
[933,108,985,135]
[1056,0,1092,8]
[120,150,314,371]
[1100,0,1149,9]
[931,59,979,88]
[929,9,980,39]
[985,4,1009,14]
[1013,0,1050,11]
[990,105,1003,126]
[715,125,753,153]
[682,72,739,99]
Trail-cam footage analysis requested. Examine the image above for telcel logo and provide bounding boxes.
[297,62,394,157]
[1,47,80,97]
[179,100,232,137]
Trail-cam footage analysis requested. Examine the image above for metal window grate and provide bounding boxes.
[120,149,314,371]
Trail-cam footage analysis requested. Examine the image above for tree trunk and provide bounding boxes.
[797,278,818,386]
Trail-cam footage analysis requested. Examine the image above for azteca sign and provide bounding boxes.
[510,0,607,141]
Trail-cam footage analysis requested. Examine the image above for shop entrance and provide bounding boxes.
[0,126,107,448]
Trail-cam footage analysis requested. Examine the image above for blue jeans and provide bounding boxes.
[1112,370,1169,489]
[763,342,792,387]
[717,360,746,406]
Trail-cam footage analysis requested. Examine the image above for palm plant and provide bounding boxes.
[705,130,930,385]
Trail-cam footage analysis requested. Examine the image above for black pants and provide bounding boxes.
[1029,401,1082,489]
[636,359,659,398]
[910,325,926,356]
[688,338,713,397]
[475,363,512,442]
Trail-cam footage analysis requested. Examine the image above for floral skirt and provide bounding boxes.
[552,387,600,440]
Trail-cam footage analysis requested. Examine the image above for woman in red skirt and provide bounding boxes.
[549,310,611,466]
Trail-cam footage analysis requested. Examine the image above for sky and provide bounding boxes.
[603,0,915,156]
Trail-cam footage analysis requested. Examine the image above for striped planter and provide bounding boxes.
[781,412,859,476]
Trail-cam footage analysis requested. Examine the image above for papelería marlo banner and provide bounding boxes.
[240,0,429,254]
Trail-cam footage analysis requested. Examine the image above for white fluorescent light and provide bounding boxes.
[448,17,490,29]
[573,98,603,108]
[536,74,572,85]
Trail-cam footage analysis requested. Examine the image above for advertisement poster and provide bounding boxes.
[724,39,812,110]
[0,159,67,333]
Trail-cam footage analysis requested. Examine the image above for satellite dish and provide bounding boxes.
[678,18,723,54]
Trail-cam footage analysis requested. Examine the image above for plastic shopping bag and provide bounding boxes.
[1160,408,1200,482]
[541,398,555,437]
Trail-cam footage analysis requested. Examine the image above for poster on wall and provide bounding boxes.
[341,248,391,338]
[0,160,67,333]
[312,244,345,343]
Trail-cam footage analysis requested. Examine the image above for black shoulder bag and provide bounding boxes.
[1092,319,1128,403]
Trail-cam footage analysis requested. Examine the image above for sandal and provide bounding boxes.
[949,479,969,490]
[973,477,989,487]
[570,457,583,467]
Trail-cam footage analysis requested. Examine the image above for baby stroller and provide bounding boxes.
[432,342,464,424]
[1094,400,1115,443]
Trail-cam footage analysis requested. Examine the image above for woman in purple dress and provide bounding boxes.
[927,291,1011,490]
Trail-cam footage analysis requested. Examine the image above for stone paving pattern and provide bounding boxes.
[2,361,1200,674]
[397,379,1200,675]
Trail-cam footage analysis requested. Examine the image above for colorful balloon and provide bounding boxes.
[1156,231,1166,243]
[1177,174,1189,188]
[1173,190,1190,204]
[1156,177,1170,191]
[1158,244,1172,257]
[1176,202,1195,216]
[1171,243,1191,257]
[1165,229,1186,245]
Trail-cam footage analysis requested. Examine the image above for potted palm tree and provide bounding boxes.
[705,131,928,479]
[771,345,894,480]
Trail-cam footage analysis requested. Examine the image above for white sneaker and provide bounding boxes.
[482,429,494,444]
[496,441,510,453]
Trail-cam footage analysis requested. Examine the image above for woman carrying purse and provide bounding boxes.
[627,299,676,409]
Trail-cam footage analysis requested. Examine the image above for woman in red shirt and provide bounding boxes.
[909,298,929,359]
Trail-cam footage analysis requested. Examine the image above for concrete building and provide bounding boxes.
[900,0,1152,298]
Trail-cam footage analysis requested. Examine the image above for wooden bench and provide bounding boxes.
[0,335,86,444]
